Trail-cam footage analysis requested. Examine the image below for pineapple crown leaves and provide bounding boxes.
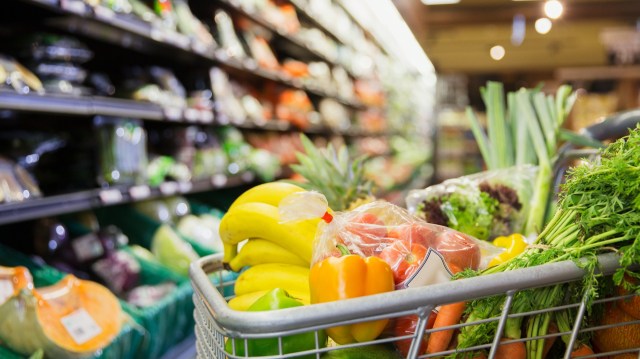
[290,134,373,211]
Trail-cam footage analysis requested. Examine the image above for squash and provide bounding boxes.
[0,275,123,359]
[0,266,33,305]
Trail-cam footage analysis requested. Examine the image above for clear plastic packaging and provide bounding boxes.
[311,200,501,289]
[406,165,538,241]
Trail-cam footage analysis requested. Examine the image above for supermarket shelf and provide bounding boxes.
[18,0,365,110]
[288,0,350,48]
[218,0,355,77]
[0,92,216,123]
[0,173,254,226]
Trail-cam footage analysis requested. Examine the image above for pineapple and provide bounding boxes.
[290,134,374,211]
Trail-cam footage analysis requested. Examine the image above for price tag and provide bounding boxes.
[99,189,123,204]
[60,308,103,345]
[94,6,116,20]
[150,28,165,42]
[129,185,150,200]
[217,114,230,125]
[211,175,227,187]
[163,107,183,121]
[61,0,87,14]
[160,181,178,195]
[184,108,199,122]
[71,233,104,263]
[192,41,209,55]
[178,182,193,193]
[0,280,14,304]
[241,172,255,183]
[200,110,214,123]
[243,59,258,70]
[164,31,189,49]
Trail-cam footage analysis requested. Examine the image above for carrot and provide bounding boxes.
[494,338,526,359]
[570,343,594,358]
[543,321,559,358]
[426,301,466,354]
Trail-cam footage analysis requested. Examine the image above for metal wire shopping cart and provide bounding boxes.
[190,110,640,359]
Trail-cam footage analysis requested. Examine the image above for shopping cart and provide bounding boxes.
[190,110,640,359]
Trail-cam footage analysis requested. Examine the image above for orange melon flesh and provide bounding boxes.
[593,303,640,355]
[0,274,122,358]
[35,275,123,354]
[0,266,34,303]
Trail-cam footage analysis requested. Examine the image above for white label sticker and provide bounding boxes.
[178,181,193,193]
[62,0,87,14]
[99,189,123,204]
[160,181,178,195]
[163,107,183,121]
[184,108,199,122]
[60,308,102,345]
[199,110,214,123]
[211,175,227,187]
[94,6,115,19]
[71,234,105,263]
[0,280,14,304]
[129,185,150,200]
[405,249,454,289]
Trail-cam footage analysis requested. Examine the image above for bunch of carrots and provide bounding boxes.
[425,301,595,359]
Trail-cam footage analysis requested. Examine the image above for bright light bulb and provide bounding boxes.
[535,18,553,34]
[544,0,563,19]
[490,45,506,61]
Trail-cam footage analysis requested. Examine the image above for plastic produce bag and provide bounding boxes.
[311,200,501,289]
[406,165,538,241]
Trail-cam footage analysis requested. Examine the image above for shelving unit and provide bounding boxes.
[0,0,435,358]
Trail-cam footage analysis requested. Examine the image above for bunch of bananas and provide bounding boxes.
[219,182,319,310]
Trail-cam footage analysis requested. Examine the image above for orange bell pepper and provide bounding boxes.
[309,245,394,344]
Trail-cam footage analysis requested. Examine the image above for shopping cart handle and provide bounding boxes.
[189,253,623,335]
[583,109,640,141]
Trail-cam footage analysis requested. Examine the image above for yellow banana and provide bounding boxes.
[234,263,310,296]
[229,239,309,272]
[228,182,305,211]
[220,202,315,263]
[228,288,310,311]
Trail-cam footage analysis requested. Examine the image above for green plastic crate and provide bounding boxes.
[95,205,215,258]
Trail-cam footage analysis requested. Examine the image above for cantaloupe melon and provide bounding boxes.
[0,275,122,359]
[593,302,640,356]
[0,266,33,305]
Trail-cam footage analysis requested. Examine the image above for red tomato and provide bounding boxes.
[338,212,388,255]
[432,231,481,271]
[387,223,437,248]
[379,240,428,285]
[394,312,437,357]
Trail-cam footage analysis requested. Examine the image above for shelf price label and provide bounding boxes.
[184,108,199,122]
[211,175,227,187]
[99,189,123,205]
[129,185,151,200]
[163,107,183,121]
[61,0,87,14]
[200,110,214,123]
[94,6,116,20]
[178,181,193,193]
[159,181,178,195]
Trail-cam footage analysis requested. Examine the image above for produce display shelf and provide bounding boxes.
[18,0,366,111]
[218,0,356,77]
[287,0,351,50]
[0,174,252,226]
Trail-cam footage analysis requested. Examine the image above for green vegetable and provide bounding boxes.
[453,125,640,359]
[466,82,580,236]
[322,344,403,359]
[225,288,327,358]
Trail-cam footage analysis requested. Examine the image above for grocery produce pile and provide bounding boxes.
[216,121,640,358]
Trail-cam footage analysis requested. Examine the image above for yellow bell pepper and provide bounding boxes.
[488,233,528,267]
[309,245,394,344]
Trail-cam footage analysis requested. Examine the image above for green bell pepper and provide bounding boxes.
[225,288,327,358]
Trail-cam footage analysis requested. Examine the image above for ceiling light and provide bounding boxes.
[544,0,564,19]
[535,17,553,34]
[490,45,506,61]
[421,0,460,5]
